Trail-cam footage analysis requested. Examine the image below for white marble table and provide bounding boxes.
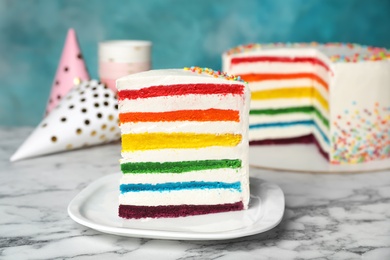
[1,127,390,260]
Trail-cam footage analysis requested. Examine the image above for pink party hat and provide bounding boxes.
[45,28,90,114]
[11,80,120,162]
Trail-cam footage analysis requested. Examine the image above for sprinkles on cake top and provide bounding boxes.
[225,42,390,63]
[184,66,247,83]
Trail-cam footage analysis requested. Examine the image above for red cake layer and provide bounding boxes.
[119,202,244,219]
[230,56,331,72]
[118,84,244,100]
[250,134,329,161]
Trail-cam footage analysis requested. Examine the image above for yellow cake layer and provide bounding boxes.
[122,133,242,152]
[251,86,329,112]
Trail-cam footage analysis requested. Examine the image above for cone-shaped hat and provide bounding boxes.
[11,80,119,161]
[46,28,90,114]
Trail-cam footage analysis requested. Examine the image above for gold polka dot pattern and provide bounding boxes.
[11,79,120,161]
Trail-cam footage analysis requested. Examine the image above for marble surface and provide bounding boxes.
[1,127,390,260]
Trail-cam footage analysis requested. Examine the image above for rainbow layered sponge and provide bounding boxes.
[223,43,390,164]
[116,67,250,219]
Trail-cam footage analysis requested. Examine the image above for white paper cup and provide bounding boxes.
[98,40,152,91]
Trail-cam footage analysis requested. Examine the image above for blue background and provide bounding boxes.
[1,0,390,126]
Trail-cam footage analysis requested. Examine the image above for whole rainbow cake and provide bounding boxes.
[223,43,390,164]
[116,67,250,219]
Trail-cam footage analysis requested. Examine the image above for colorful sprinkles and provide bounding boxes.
[331,102,390,164]
[225,42,390,63]
[184,66,247,83]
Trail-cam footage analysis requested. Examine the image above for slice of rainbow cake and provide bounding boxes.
[116,67,250,219]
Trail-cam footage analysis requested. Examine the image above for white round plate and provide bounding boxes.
[68,173,285,240]
[249,144,390,174]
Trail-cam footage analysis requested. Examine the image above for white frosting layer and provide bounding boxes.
[249,79,329,101]
[249,125,312,141]
[121,146,242,163]
[120,168,242,184]
[119,94,243,113]
[249,113,311,125]
[250,98,310,109]
[121,121,241,134]
[249,123,329,153]
[119,189,242,206]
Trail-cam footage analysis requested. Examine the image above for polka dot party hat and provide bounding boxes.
[45,28,90,115]
[11,80,119,161]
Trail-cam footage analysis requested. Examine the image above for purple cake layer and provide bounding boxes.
[250,134,329,161]
[119,201,244,219]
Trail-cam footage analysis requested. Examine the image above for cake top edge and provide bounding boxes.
[117,67,247,85]
[224,42,390,63]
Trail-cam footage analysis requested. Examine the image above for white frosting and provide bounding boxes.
[250,98,310,109]
[249,113,312,125]
[249,125,312,141]
[119,94,243,113]
[119,189,242,206]
[120,168,243,184]
[121,146,243,162]
[120,121,241,134]
[249,78,329,101]
[117,69,250,210]
[249,123,329,153]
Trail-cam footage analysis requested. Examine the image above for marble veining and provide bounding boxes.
[0,127,390,260]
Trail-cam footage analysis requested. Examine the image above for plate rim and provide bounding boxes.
[68,173,285,240]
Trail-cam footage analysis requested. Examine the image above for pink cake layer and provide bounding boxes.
[249,134,329,161]
[119,201,244,219]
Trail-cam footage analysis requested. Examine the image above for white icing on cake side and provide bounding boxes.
[119,189,243,207]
